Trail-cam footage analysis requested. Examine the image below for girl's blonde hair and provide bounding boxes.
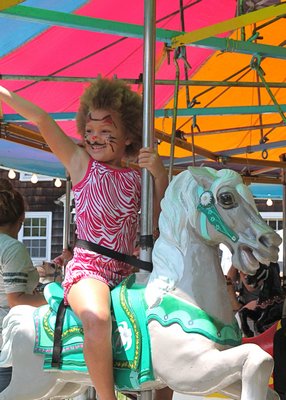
[76,78,143,158]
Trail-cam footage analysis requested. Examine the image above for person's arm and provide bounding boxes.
[225,277,242,311]
[226,265,238,282]
[53,248,73,267]
[226,265,242,311]
[0,85,88,184]
[7,292,46,308]
[137,147,168,227]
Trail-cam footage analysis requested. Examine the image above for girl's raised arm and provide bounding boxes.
[0,85,87,181]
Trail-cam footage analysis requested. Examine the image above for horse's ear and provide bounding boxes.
[187,166,216,190]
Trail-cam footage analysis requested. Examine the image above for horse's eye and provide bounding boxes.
[217,192,237,209]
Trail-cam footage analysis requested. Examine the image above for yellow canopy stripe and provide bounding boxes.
[0,0,24,11]
[171,2,286,47]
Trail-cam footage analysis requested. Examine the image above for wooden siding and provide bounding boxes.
[0,169,68,261]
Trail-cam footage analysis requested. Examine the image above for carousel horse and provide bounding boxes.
[239,263,284,337]
[242,297,286,399]
[0,167,282,400]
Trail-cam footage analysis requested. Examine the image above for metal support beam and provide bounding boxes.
[218,140,286,157]
[0,122,49,150]
[155,129,217,161]
[63,174,71,250]
[218,155,286,169]
[5,104,286,123]
[140,0,156,268]
[2,75,286,88]
[155,104,286,117]
[250,167,279,176]
[184,122,285,136]
[242,176,282,185]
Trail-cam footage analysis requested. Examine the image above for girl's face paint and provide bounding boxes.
[87,112,117,129]
[84,109,130,167]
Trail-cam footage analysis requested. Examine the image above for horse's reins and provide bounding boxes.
[51,238,153,368]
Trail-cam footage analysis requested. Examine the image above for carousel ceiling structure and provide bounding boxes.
[0,0,286,192]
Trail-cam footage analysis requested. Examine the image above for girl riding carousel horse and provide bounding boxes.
[0,79,169,400]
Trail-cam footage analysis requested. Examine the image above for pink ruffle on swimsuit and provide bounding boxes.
[62,158,141,304]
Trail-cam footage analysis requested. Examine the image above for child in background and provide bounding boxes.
[0,79,168,400]
[0,178,46,391]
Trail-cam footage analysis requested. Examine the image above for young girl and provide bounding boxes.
[0,178,46,391]
[0,79,168,400]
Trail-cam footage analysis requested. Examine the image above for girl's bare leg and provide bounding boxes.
[67,278,117,400]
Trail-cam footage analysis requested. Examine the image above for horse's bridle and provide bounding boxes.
[197,186,239,243]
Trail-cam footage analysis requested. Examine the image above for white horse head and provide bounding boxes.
[146,167,281,308]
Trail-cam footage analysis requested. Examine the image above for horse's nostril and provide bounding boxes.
[259,232,282,248]
[258,235,270,248]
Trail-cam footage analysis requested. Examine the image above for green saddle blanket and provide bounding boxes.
[147,294,242,346]
[33,274,154,391]
[34,274,242,390]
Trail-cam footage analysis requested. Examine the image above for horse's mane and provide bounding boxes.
[157,170,197,255]
[146,170,197,305]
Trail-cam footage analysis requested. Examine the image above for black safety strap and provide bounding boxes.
[51,299,67,368]
[76,239,153,272]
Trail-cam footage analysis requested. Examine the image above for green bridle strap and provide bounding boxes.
[197,186,239,243]
[197,186,211,240]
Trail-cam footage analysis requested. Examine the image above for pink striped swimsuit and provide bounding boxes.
[62,158,141,304]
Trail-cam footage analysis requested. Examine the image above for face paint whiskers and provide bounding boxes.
[106,135,117,152]
[84,133,117,152]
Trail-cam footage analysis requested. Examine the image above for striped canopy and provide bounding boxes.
[0,0,285,197]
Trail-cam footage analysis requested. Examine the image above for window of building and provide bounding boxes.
[18,211,52,263]
[260,212,283,231]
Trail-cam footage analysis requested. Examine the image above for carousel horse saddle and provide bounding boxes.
[33,274,154,391]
